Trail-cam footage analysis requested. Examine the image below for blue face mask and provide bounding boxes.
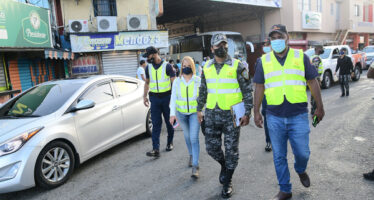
[271,39,286,53]
[263,46,271,53]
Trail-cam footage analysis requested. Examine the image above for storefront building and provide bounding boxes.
[70,31,168,77]
[0,0,73,103]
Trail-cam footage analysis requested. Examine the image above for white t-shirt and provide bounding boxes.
[137,67,145,80]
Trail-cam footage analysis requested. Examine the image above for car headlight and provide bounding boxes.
[0,127,44,157]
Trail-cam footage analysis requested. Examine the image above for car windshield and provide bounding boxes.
[363,47,374,53]
[305,48,331,59]
[0,83,83,118]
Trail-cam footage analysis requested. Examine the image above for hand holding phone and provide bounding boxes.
[312,116,319,127]
[173,120,179,129]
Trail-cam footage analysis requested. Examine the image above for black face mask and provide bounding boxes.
[214,46,228,58]
[182,67,192,75]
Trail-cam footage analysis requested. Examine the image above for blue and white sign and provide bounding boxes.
[70,31,169,53]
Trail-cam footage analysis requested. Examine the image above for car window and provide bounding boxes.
[113,80,138,97]
[0,83,82,117]
[81,82,114,104]
[363,47,374,53]
[305,49,315,58]
[332,48,340,58]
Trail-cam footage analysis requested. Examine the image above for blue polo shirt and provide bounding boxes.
[253,49,318,117]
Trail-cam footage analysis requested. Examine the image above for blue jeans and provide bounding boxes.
[267,112,310,193]
[176,111,200,166]
[150,95,174,150]
[262,95,270,143]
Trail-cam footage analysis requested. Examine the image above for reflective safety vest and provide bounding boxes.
[204,59,242,110]
[310,55,324,75]
[261,48,308,105]
[148,61,171,93]
[175,76,200,114]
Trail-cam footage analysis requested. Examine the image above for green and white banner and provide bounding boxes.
[0,0,52,48]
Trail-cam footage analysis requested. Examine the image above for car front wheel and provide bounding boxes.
[352,66,361,81]
[322,71,332,89]
[145,110,152,136]
[35,141,75,189]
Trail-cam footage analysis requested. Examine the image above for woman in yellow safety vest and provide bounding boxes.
[169,56,201,179]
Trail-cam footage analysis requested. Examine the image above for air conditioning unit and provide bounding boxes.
[69,20,89,33]
[97,16,117,32]
[127,15,148,31]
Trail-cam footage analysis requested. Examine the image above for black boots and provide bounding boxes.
[222,169,234,198]
[146,149,160,157]
[218,160,226,184]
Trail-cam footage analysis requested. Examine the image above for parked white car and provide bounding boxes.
[0,75,151,193]
[305,45,363,89]
[363,46,374,68]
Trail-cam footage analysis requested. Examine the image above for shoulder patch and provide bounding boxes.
[241,67,250,80]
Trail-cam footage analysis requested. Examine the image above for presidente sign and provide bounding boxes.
[0,0,52,48]
[70,31,169,52]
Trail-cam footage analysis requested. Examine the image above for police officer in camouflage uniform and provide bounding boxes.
[197,33,253,198]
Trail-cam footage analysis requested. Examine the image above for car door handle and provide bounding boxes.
[112,105,119,111]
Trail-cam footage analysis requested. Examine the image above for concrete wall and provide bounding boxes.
[60,0,154,32]
[350,0,374,33]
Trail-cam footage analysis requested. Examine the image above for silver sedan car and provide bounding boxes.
[0,75,151,193]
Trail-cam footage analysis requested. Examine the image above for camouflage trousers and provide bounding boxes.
[204,108,241,170]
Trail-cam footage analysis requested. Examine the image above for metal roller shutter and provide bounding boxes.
[0,56,6,90]
[102,51,138,77]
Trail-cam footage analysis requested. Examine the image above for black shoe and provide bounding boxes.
[221,180,233,198]
[363,170,374,181]
[166,143,173,151]
[219,165,226,184]
[341,93,345,97]
[298,172,311,187]
[346,92,349,96]
[146,149,160,157]
[265,142,272,152]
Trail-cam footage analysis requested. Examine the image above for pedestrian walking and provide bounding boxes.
[169,59,180,76]
[176,59,182,71]
[310,45,324,114]
[253,24,325,200]
[137,60,147,81]
[259,38,272,152]
[334,49,354,97]
[143,46,176,157]
[197,33,253,198]
[169,56,201,179]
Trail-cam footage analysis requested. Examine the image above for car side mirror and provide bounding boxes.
[73,99,95,112]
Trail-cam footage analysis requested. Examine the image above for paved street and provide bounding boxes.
[2,72,374,200]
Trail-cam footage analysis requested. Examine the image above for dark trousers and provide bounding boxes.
[262,96,270,143]
[149,95,174,150]
[204,109,240,170]
[339,75,350,95]
[263,114,271,143]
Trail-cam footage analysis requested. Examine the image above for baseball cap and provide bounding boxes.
[211,33,228,46]
[269,24,288,37]
[142,46,158,58]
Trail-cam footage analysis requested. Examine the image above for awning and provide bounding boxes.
[44,49,75,60]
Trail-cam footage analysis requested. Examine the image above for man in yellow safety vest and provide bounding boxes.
[253,24,325,200]
[143,46,176,157]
